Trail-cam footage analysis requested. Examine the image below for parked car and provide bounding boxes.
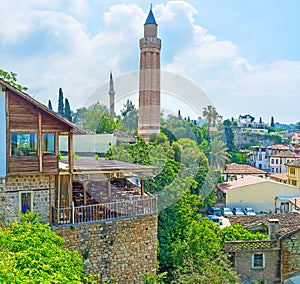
[207,207,222,216]
[244,207,256,216]
[208,215,223,226]
[232,207,245,216]
[222,207,233,217]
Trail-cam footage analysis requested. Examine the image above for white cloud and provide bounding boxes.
[0,1,299,123]
[153,1,300,123]
[0,3,148,111]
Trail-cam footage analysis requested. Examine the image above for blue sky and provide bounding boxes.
[1,0,299,123]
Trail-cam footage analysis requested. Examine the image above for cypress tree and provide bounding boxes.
[58,88,64,115]
[48,100,53,110]
[64,98,72,121]
[271,116,275,128]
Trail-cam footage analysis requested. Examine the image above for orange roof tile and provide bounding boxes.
[217,176,268,191]
[287,159,300,167]
[269,172,288,181]
[270,150,300,158]
[267,144,289,150]
[222,163,267,175]
[229,212,300,238]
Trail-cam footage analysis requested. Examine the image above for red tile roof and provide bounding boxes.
[217,176,267,191]
[270,172,288,181]
[287,159,300,168]
[229,212,300,238]
[267,144,289,150]
[222,163,267,175]
[270,150,300,158]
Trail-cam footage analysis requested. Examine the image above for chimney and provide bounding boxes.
[268,219,279,240]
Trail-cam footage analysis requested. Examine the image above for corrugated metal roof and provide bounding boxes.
[60,160,155,174]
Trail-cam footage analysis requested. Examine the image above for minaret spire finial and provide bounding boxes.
[150,3,152,10]
[109,71,115,115]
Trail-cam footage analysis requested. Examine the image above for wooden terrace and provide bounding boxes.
[52,160,157,226]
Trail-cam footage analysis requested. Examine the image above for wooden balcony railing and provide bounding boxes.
[52,195,157,226]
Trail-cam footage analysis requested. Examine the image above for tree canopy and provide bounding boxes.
[58,87,64,115]
[0,212,96,283]
[0,69,28,91]
[64,98,72,121]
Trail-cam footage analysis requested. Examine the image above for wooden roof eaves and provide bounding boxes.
[0,79,75,130]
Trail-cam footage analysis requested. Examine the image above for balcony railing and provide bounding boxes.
[52,195,157,226]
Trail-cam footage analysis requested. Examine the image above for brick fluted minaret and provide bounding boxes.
[108,71,115,115]
[138,7,161,141]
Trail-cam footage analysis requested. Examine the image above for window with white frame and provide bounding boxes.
[252,253,265,269]
[20,191,33,213]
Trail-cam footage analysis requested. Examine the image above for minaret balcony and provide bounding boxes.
[140,37,161,46]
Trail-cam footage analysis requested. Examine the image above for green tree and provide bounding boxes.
[158,192,240,283]
[83,103,108,132]
[230,152,248,164]
[58,87,64,115]
[295,121,300,131]
[203,105,221,127]
[0,69,28,91]
[64,98,72,121]
[210,139,231,170]
[121,99,135,117]
[73,107,87,124]
[270,116,275,128]
[48,99,53,110]
[223,119,236,152]
[96,113,116,133]
[162,116,203,144]
[221,224,267,243]
[119,100,138,132]
[0,212,96,283]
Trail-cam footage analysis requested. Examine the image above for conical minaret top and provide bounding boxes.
[144,5,158,37]
[108,71,115,115]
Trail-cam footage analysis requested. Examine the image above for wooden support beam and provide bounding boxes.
[57,175,61,209]
[68,130,74,208]
[68,130,74,174]
[141,179,144,197]
[108,179,112,199]
[5,89,9,174]
[54,133,59,156]
[69,174,73,208]
[49,175,52,225]
[38,111,42,172]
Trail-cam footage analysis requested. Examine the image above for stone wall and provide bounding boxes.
[228,244,281,283]
[53,214,157,283]
[0,175,56,223]
[281,231,300,282]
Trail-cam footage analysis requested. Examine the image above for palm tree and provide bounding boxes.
[203,105,214,127]
[210,139,231,170]
[203,105,222,127]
